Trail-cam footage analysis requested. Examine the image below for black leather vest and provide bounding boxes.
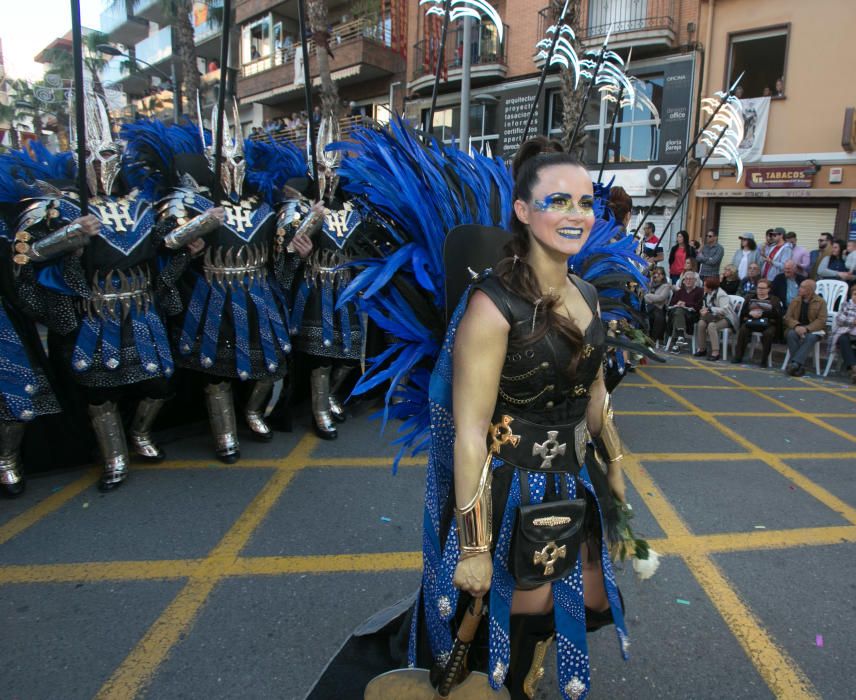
[473,273,605,423]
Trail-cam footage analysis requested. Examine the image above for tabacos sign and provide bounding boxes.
[745,166,813,189]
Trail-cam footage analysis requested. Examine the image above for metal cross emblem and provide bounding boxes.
[533,540,566,576]
[326,201,355,240]
[93,201,133,232]
[489,415,521,454]
[532,430,566,469]
[224,204,255,233]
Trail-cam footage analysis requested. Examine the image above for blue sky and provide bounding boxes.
[2,0,104,81]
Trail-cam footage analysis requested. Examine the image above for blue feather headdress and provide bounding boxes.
[0,142,74,201]
[331,118,513,467]
[244,138,306,206]
[121,118,207,196]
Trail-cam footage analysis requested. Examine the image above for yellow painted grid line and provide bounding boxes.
[0,468,100,546]
[637,368,856,527]
[622,454,819,698]
[684,358,856,445]
[94,433,318,700]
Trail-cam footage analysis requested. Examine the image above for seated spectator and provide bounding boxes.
[771,260,805,308]
[720,264,741,295]
[693,277,733,361]
[667,270,703,351]
[740,262,763,297]
[783,279,828,376]
[817,239,856,283]
[674,258,702,290]
[844,234,856,271]
[731,279,782,366]
[644,267,671,343]
[829,284,856,383]
[731,232,761,281]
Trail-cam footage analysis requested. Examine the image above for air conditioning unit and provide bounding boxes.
[647,165,682,192]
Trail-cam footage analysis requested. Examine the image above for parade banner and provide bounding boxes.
[737,96,770,163]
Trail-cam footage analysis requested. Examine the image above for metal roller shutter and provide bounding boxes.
[717,205,838,272]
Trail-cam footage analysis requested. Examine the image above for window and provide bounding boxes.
[241,15,272,66]
[421,103,499,154]
[727,27,788,99]
[546,74,663,164]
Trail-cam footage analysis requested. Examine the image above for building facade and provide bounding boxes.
[687,0,856,264]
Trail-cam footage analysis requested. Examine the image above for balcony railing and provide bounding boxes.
[136,27,173,68]
[249,115,367,150]
[538,0,674,42]
[241,15,397,79]
[412,22,508,80]
[100,0,132,35]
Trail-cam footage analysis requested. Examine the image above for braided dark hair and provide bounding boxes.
[494,141,589,376]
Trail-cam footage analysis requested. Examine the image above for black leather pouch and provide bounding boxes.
[510,498,586,589]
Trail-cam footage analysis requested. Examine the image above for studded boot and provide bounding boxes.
[245,378,274,441]
[89,402,129,492]
[310,366,337,440]
[505,612,555,700]
[328,364,351,423]
[0,421,26,497]
[204,381,240,463]
[128,397,166,462]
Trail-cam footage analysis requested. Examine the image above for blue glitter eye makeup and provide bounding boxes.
[532,193,594,214]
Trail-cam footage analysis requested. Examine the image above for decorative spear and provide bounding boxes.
[69,0,88,214]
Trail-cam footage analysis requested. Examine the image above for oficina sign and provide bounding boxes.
[745,166,813,189]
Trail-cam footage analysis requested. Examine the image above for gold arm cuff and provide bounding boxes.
[599,393,624,464]
[455,452,493,555]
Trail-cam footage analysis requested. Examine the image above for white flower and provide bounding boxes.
[632,549,660,580]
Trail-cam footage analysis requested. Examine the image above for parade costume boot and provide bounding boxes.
[328,365,351,423]
[89,402,130,492]
[310,367,337,440]
[0,421,26,498]
[245,378,274,442]
[129,398,166,462]
[204,382,241,464]
[505,612,555,700]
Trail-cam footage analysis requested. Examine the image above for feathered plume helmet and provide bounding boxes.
[244,137,307,206]
[0,142,75,205]
[121,118,204,198]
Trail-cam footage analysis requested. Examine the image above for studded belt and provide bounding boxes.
[487,413,588,474]
[85,267,152,320]
[203,244,268,286]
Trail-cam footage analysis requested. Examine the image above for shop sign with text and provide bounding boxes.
[745,167,813,189]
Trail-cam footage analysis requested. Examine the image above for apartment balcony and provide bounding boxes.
[136,27,173,70]
[99,0,147,46]
[237,17,404,105]
[409,23,508,95]
[194,0,223,60]
[537,0,676,55]
[102,56,149,97]
[135,0,171,26]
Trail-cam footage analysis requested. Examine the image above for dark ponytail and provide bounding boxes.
[495,140,588,378]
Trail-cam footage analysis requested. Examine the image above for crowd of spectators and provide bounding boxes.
[650,224,856,382]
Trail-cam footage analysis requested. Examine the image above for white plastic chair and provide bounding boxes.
[747,331,774,367]
[781,333,824,375]
[719,295,745,362]
[816,280,849,328]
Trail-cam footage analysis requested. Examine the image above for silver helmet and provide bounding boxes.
[69,91,122,196]
[315,112,341,202]
[198,93,246,198]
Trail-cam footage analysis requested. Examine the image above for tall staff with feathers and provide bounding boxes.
[297,0,318,184]
[212,0,233,201]
[69,0,88,215]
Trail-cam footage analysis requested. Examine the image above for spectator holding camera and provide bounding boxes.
[731,279,782,366]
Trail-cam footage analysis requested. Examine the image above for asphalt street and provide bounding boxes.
[1,356,855,700]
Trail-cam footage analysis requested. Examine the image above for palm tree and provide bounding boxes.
[84,31,111,99]
[110,0,204,113]
[306,0,340,118]
[551,0,588,156]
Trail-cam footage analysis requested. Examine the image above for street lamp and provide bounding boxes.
[97,44,180,122]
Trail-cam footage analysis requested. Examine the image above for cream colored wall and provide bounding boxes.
[700,0,856,155]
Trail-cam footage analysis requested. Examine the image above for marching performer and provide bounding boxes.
[10,103,218,491]
[159,104,308,462]
[284,114,371,440]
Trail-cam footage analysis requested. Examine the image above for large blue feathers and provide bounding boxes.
[244,138,306,205]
